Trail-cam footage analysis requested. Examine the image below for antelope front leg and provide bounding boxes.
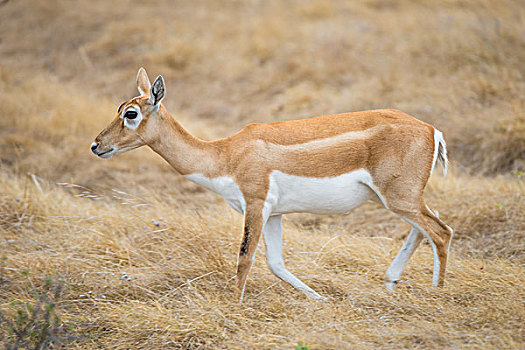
[264,215,326,300]
[236,201,267,303]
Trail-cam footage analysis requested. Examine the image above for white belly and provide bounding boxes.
[266,169,374,215]
[185,169,375,216]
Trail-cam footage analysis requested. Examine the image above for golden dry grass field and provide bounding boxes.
[0,0,524,348]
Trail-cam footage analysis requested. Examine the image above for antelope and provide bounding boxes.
[91,68,454,302]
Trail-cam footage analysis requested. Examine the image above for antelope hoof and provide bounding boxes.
[385,280,398,291]
[305,290,328,301]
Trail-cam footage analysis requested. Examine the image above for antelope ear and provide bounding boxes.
[136,67,151,96]
[149,75,165,108]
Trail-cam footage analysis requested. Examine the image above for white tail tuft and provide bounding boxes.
[431,129,448,176]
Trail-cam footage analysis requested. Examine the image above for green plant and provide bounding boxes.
[0,274,74,349]
[295,341,311,350]
[511,170,524,180]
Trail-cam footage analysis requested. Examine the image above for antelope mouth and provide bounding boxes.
[97,148,115,158]
[91,142,117,158]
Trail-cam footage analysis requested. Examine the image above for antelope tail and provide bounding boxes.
[431,129,448,176]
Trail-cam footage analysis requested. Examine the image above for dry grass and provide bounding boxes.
[0,0,524,348]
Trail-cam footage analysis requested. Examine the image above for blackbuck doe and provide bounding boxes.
[92,68,454,301]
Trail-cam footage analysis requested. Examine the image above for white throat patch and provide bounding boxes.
[184,174,246,214]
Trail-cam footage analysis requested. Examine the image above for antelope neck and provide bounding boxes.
[147,108,223,176]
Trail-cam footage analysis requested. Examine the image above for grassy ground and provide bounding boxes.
[0,0,524,348]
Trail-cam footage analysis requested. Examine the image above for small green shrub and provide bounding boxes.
[295,341,311,350]
[0,274,75,349]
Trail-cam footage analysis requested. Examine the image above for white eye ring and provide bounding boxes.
[122,107,142,130]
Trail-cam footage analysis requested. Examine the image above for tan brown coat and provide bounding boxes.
[92,68,453,302]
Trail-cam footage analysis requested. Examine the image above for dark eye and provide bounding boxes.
[124,110,138,119]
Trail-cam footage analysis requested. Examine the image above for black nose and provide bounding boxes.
[91,143,98,154]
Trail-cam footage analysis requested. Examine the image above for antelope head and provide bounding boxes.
[91,68,165,158]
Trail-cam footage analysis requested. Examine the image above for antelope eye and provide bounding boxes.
[124,110,138,119]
